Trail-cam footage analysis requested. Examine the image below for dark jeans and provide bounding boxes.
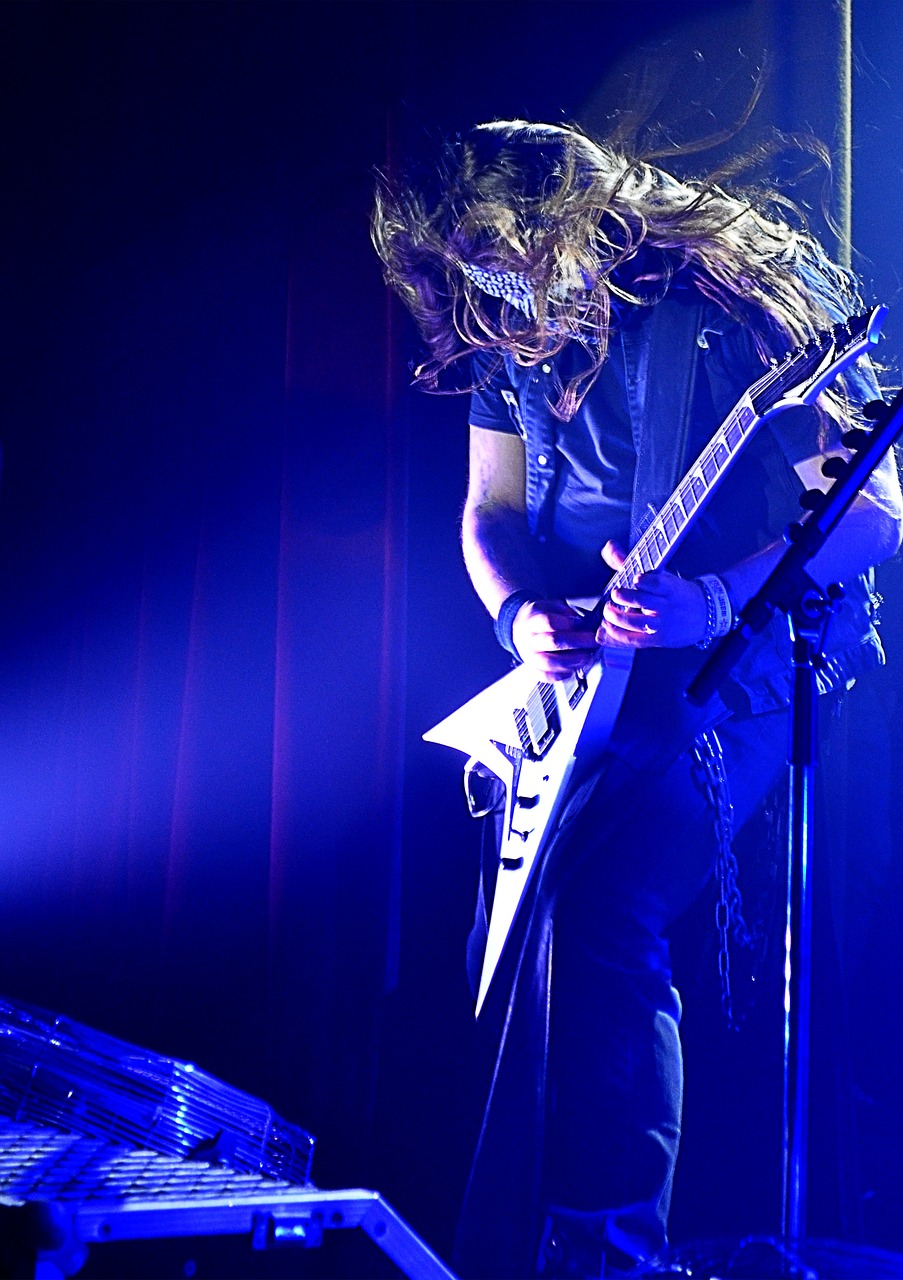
[534,707,791,1275]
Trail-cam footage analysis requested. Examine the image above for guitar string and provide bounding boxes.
[610,324,861,596]
[620,373,786,583]
[610,401,750,595]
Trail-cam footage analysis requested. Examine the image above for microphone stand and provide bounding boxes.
[780,578,843,1245]
[686,386,903,1260]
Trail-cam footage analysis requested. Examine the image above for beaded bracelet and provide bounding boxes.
[694,574,733,650]
[493,589,535,659]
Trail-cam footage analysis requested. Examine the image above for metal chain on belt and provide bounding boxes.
[690,728,759,1031]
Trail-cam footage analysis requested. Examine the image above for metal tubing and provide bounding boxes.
[781,625,819,1243]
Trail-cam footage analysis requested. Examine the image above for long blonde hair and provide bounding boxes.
[372,119,865,422]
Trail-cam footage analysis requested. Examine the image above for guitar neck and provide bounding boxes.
[609,392,760,595]
[568,304,886,619]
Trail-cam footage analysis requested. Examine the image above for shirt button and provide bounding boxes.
[537,454,548,466]
[541,363,552,374]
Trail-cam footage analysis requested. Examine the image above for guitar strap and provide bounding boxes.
[623,296,706,544]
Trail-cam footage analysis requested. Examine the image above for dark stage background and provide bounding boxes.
[1,1,903,1275]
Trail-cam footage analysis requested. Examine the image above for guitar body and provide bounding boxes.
[424,645,634,1014]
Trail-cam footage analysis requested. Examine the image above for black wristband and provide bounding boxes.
[493,589,535,659]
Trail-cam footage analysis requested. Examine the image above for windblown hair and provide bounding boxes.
[371,119,866,422]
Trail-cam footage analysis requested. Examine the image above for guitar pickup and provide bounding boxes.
[514,682,561,759]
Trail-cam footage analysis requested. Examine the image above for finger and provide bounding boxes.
[536,630,598,653]
[609,577,676,608]
[600,539,627,570]
[526,600,596,632]
[609,586,665,611]
[531,650,597,680]
[602,600,656,634]
[525,606,596,634]
[597,619,657,649]
[526,615,598,649]
[541,613,599,637]
[608,585,652,611]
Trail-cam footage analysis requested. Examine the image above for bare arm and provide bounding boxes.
[461,425,538,615]
[462,425,597,678]
[720,498,902,615]
[714,450,903,615]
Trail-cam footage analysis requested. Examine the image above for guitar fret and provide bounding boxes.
[725,419,743,449]
[679,484,697,514]
[637,545,655,573]
[621,551,644,583]
[622,357,825,589]
[662,507,681,541]
[632,431,741,576]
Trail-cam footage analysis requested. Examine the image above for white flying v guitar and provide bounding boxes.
[424,304,888,1015]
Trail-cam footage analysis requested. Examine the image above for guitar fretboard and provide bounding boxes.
[605,330,845,596]
[611,395,757,592]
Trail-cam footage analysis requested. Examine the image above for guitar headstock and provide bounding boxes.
[748,304,888,418]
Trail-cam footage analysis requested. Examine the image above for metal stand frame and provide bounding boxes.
[1,1183,459,1280]
[686,383,903,1269]
[781,589,841,1245]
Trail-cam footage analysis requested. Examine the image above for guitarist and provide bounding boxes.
[372,120,903,1278]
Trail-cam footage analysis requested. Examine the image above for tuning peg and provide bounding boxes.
[821,456,848,479]
[863,399,888,420]
[799,489,825,512]
[840,427,872,450]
